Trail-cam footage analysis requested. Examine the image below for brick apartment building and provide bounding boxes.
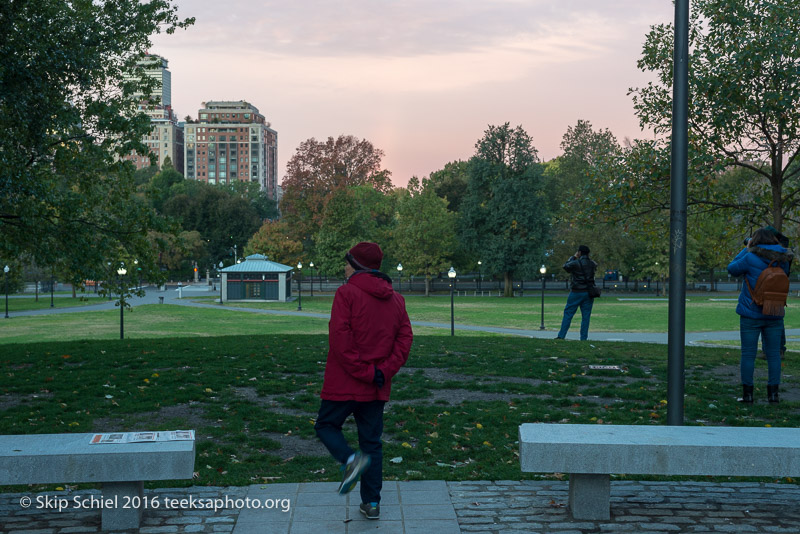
[184,101,278,200]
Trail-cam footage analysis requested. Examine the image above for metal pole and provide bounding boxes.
[50,276,54,308]
[450,281,455,336]
[540,276,545,330]
[310,267,314,297]
[4,273,8,319]
[119,276,124,340]
[297,275,302,311]
[668,0,689,426]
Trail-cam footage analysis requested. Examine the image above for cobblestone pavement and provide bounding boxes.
[3,480,800,533]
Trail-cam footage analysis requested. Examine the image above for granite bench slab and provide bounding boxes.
[519,423,800,520]
[0,433,195,530]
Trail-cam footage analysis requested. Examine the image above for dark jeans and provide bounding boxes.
[557,291,594,340]
[314,399,385,504]
[740,316,782,386]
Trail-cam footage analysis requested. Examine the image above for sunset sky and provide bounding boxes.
[151,1,676,187]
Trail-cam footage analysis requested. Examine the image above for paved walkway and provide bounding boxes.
[3,479,800,533]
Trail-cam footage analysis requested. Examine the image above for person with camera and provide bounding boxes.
[555,245,598,341]
[728,228,792,403]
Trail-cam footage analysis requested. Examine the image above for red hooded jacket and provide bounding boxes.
[321,271,413,402]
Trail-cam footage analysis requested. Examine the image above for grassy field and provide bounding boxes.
[1,333,796,492]
[193,293,800,333]
[1,294,109,312]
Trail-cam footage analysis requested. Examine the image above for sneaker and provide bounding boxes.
[337,452,371,495]
[360,501,380,520]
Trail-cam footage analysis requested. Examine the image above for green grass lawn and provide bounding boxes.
[1,294,109,312]
[192,293,800,333]
[1,333,796,492]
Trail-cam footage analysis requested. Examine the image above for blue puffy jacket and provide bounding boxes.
[727,244,793,319]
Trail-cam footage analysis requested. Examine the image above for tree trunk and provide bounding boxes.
[72,285,76,298]
[35,281,38,302]
[424,276,430,297]
[709,267,715,292]
[503,272,513,297]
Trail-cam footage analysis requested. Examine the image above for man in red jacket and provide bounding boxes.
[314,242,413,520]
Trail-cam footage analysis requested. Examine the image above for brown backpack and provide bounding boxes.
[746,261,789,317]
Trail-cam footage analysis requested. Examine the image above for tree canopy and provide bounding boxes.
[0,0,193,283]
[460,123,550,296]
[631,0,800,231]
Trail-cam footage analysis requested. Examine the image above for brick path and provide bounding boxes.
[3,480,800,533]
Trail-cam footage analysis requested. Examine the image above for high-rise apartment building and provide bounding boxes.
[184,101,278,199]
[123,54,184,174]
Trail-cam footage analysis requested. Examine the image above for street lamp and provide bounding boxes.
[296,262,303,311]
[309,261,314,297]
[477,261,482,293]
[4,265,9,319]
[539,264,547,330]
[117,265,127,340]
[218,261,224,305]
[134,259,140,290]
[448,267,456,336]
[107,261,112,301]
[397,263,403,294]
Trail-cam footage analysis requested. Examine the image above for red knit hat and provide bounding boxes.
[347,242,383,270]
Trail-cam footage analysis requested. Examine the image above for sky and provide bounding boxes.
[150,1,676,187]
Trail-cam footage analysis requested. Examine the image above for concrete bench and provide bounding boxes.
[0,433,195,530]
[519,423,800,520]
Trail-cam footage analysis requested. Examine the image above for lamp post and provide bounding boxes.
[4,265,9,319]
[50,273,54,308]
[296,262,303,311]
[477,261,482,293]
[539,264,547,330]
[396,263,403,294]
[107,262,112,301]
[309,261,314,297]
[218,261,224,305]
[117,265,127,340]
[448,267,456,336]
[134,259,140,290]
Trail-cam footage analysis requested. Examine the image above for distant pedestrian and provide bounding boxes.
[314,242,413,520]
[555,245,598,341]
[727,228,792,404]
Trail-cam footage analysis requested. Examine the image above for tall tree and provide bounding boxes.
[0,0,193,283]
[393,178,457,296]
[280,135,393,246]
[426,161,469,213]
[460,124,550,297]
[245,221,303,267]
[313,186,396,277]
[631,0,800,231]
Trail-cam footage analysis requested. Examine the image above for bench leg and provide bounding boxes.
[101,481,144,531]
[568,473,610,520]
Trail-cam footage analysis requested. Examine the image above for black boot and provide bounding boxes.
[740,385,754,403]
[767,385,780,404]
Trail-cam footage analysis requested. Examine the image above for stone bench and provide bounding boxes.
[519,423,800,520]
[0,433,195,530]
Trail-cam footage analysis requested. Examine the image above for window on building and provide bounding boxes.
[200,114,207,119]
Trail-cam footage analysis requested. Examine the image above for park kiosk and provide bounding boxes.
[220,254,293,302]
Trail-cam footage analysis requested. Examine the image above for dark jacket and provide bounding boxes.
[727,243,793,319]
[321,271,413,402]
[563,255,597,292]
